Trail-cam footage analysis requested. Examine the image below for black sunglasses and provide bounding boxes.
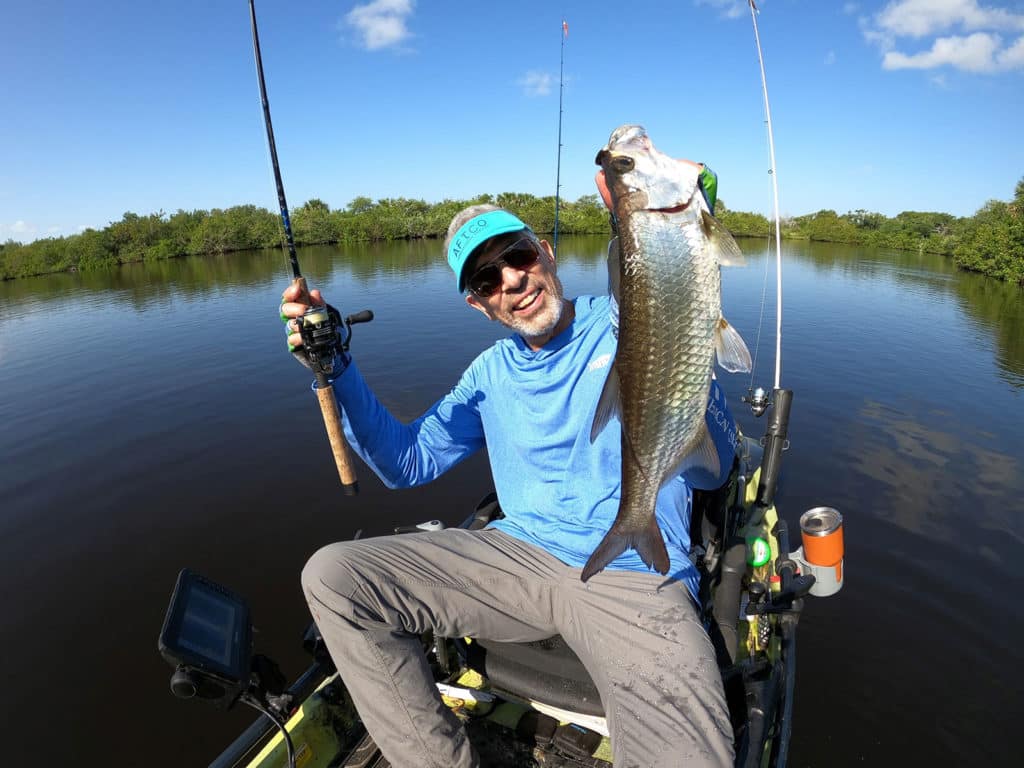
[467,237,543,298]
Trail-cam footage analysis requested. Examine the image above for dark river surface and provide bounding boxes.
[1,236,1021,766]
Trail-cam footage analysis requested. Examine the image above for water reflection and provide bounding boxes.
[779,240,1024,385]
[851,399,1022,561]
[1,234,1021,768]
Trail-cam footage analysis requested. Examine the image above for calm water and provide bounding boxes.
[1,237,1020,766]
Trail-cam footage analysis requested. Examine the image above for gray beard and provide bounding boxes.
[504,274,566,343]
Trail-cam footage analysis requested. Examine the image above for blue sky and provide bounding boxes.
[2,0,1023,243]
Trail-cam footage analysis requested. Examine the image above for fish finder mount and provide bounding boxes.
[158,569,290,717]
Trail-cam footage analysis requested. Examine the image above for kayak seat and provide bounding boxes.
[458,493,603,716]
[454,475,738,719]
[467,635,605,717]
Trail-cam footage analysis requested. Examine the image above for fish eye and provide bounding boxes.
[611,156,634,173]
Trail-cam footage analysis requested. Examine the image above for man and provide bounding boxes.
[281,185,736,766]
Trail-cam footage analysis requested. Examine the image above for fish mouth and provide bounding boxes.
[648,202,690,214]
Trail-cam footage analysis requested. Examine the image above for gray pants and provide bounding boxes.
[301,528,734,768]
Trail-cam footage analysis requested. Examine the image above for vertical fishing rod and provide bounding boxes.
[553,19,567,253]
[746,0,790,510]
[749,0,783,393]
[746,11,800,766]
[248,0,359,495]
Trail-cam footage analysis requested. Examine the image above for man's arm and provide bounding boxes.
[280,282,486,489]
[329,361,486,489]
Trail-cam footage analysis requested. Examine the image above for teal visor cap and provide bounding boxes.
[447,210,529,292]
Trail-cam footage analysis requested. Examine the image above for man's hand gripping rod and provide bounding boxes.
[249,0,360,494]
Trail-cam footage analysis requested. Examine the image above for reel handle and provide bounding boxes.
[346,309,374,325]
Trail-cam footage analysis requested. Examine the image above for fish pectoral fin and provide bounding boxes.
[590,360,621,443]
[581,514,670,583]
[607,237,622,305]
[714,317,752,373]
[675,423,721,481]
[701,209,746,267]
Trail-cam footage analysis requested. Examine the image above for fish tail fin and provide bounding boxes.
[701,209,746,267]
[581,515,670,583]
[714,316,752,373]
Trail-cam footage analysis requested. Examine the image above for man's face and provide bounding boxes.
[464,232,566,348]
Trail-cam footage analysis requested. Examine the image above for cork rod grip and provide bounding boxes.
[316,384,359,495]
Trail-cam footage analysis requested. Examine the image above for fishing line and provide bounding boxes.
[748,214,772,393]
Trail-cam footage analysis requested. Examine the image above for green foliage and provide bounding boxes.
[66,228,116,270]
[346,196,374,214]
[556,194,611,235]
[3,179,1021,284]
[188,205,279,254]
[719,208,771,237]
[953,195,1024,284]
[292,199,339,244]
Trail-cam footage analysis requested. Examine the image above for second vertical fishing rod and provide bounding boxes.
[248,0,359,494]
[748,0,790,512]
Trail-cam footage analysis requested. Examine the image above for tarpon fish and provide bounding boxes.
[583,124,751,583]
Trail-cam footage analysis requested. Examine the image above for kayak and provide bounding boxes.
[164,428,844,768]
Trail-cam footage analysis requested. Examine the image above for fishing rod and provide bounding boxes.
[744,9,803,766]
[248,0,360,495]
[553,19,567,253]
[750,0,783,394]
[744,0,790,512]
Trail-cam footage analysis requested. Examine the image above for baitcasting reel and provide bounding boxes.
[297,304,374,376]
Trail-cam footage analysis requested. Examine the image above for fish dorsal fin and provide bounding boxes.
[590,360,620,443]
[700,209,746,267]
[675,422,721,481]
[714,316,752,373]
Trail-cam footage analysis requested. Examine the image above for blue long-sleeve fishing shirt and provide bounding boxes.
[329,294,737,598]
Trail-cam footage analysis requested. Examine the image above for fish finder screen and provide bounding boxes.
[176,582,239,668]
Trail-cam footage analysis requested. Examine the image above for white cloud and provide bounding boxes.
[883,31,1002,70]
[998,34,1024,67]
[825,50,837,65]
[0,221,90,244]
[345,0,414,51]
[695,0,747,21]
[866,0,1024,72]
[843,2,860,14]
[876,0,1024,38]
[1,220,36,241]
[518,71,553,97]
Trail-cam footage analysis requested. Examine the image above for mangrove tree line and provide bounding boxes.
[2,178,1022,284]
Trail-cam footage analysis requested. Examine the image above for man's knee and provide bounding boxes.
[301,542,362,618]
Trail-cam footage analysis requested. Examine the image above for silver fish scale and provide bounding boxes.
[616,209,720,523]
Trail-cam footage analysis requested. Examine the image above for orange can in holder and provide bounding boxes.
[799,507,844,595]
